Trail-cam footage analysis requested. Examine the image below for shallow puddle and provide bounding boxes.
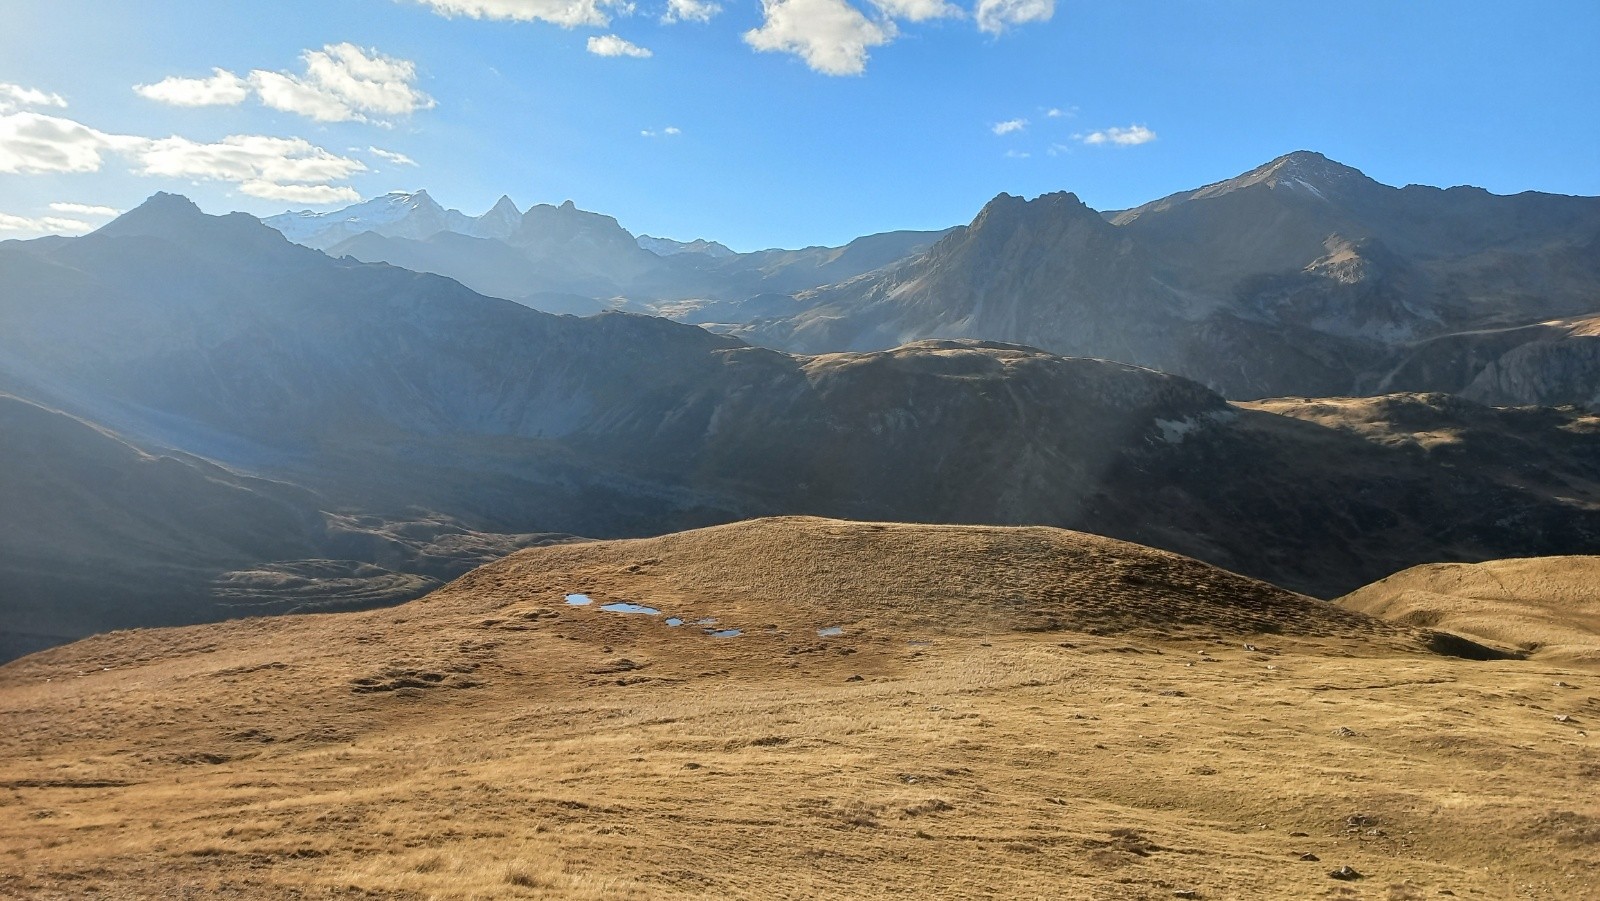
[665,617,684,627]
[707,629,742,638]
[565,594,593,606]
[601,603,661,615]
[818,627,844,637]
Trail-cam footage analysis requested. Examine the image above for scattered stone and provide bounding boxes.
[1173,891,1200,899]
[845,675,864,682]
[1554,714,1573,723]
[1300,852,1320,861]
[1334,726,1359,737]
[1328,865,1364,881]
[1288,831,1310,837]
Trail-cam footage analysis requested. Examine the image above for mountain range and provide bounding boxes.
[4,183,1600,658]
[262,152,1599,408]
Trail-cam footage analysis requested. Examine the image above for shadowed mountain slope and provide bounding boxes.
[4,194,1600,657]
[739,152,1600,404]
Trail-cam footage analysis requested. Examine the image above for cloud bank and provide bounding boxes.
[1,111,366,203]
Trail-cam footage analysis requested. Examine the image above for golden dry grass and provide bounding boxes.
[0,518,1596,899]
[1341,556,1600,666]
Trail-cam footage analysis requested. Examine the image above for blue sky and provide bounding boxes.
[2,0,1597,249]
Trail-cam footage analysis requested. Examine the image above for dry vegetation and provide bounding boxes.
[1342,556,1600,666]
[1,518,1596,899]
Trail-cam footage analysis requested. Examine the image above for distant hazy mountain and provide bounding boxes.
[739,152,1600,406]
[266,191,951,317]
[638,234,736,258]
[5,193,1600,659]
[264,190,524,249]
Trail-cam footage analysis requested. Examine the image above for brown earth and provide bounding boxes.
[1,518,1596,899]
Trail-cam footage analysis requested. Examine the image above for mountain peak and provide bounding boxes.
[92,192,292,252]
[93,192,209,236]
[490,195,520,215]
[971,190,1098,231]
[1194,151,1373,203]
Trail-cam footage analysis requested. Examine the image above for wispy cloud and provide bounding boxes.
[0,83,68,114]
[872,0,961,21]
[415,0,1047,76]
[49,202,121,217]
[975,0,1054,35]
[0,212,93,234]
[1004,149,1030,159]
[367,146,418,166]
[136,44,435,126]
[587,34,653,57]
[407,0,623,27]
[992,117,1027,136]
[1077,124,1157,146]
[641,125,683,137]
[663,0,721,23]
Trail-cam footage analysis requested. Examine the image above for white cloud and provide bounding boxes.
[0,112,136,174]
[640,125,682,137]
[1045,105,1076,118]
[873,0,959,21]
[975,0,1053,34]
[991,117,1027,135]
[368,146,418,166]
[49,202,121,217]
[745,0,895,76]
[134,134,368,186]
[249,44,435,124]
[1004,149,1030,158]
[1078,124,1157,146]
[0,212,93,234]
[664,125,681,135]
[134,69,251,107]
[587,34,654,57]
[0,83,68,113]
[135,45,434,126]
[0,110,367,205]
[662,0,720,23]
[408,0,621,27]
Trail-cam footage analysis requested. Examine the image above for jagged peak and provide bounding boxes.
[971,190,1099,229]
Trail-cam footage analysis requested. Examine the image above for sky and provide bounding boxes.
[1,0,1597,250]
